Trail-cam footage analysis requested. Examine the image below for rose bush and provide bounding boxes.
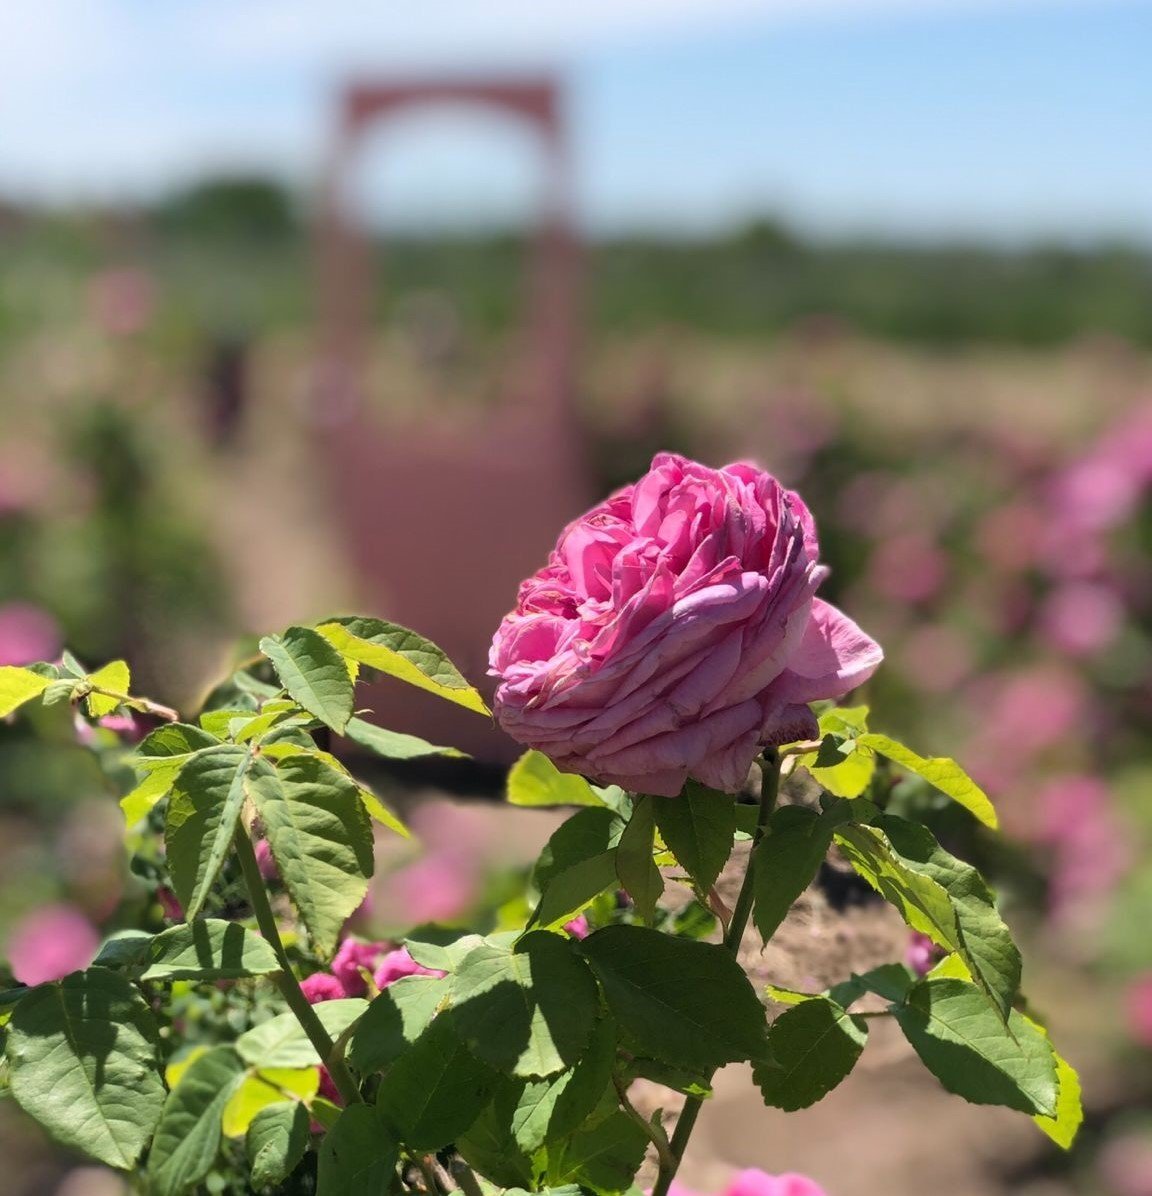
[0,459,1080,1196]
[491,453,882,795]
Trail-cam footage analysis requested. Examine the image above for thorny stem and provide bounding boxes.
[232,825,363,1105]
[650,748,781,1196]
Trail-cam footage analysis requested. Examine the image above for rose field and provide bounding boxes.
[4,9,1152,1192]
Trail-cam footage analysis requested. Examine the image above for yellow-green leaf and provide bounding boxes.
[508,750,605,808]
[317,616,489,715]
[120,765,181,826]
[798,706,876,798]
[1029,1025,1083,1149]
[87,660,131,717]
[221,1068,319,1138]
[0,666,51,717]
[857,733,999,829]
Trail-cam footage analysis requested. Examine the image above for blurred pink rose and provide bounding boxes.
[906,932,941,978]
[1037,581,1124,657]
[662,1170,829,1196]
[866,534,948,606]
[6,904,98,986]
[491,453,881,796]
[388,854,479,925]
[1126,975,1152,1048]
[727,1170,829,1196]
[896,625,973,695]
[300,972,346,1003]
[254,837,279,882]
[0,602,60,667]
[374,946,445,990]
[564,915,590,940]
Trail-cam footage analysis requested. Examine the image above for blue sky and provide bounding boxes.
[3,0,1150,242]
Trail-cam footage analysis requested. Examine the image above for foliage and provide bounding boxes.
[0,620,1080,1194]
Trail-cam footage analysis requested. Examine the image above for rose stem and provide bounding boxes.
[232,824,363,1105]
[650,747,780,1196]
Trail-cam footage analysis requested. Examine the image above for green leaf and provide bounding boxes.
[456,1079,537,1189]
[892,978,1058,1116]
[651,782,737,894]
[343,715,464,759]
[348,974,450,1074]
[508,750,606,807]
[142,919,282,982]
[5,968,164,1170]
[317,615,489,715]
[248,1100,311,1188]
[120,765,180,825]
[1033,1042,1083,1148]
[753,997,868,1111]
[236,1000,367,1069]
[511,1017,617,1153]
[795,705,876,798]
[376,1012,497,1149]
[247,754,375,955]
[91,930,153,972]
[317,1104,399,1196]
[148,1046,247,1196]
[222,1067,318,1138]
[839,817,1021,1019]
[260,626,355,734]
[134,722,222,764]
[856,733,999,829]
[614,796,664,923]
[0,667,51,717]
[580,924,768,1072]
[261,740,410,838]
[165,745,256,921]
[532,807,623,929]
[86,659,130,717]
[751,803,853,943]
[451,932,600,1078]
[546,1109,649,1192]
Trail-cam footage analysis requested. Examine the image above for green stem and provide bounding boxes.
[232,826,362,1105]
[651,748,780,1196]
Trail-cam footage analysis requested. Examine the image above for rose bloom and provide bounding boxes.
[490,454,881,796]
[665,1170,828,1196]
[6,904,99,986]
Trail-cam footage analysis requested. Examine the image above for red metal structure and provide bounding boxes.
[314,78,588,758]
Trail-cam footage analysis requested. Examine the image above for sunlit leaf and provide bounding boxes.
[141,919,282,982]
[5,968,164,1170]
[86,660,130,717]
[508,750,605,807]
[317,615,489,715]
[754,996,867,1110]
[259,626,355,734]
[0,667,52,718]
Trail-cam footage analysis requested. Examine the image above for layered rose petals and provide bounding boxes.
[490,453,882,796]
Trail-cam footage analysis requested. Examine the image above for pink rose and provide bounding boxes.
[374,947,445,990]
[331,938,386,998]
[6,904,99,986]
[490,453,881,796]
[563,915,590,940]
[727,1170,828,1196]
[300,972,346,1004]
[0,602,60,667]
